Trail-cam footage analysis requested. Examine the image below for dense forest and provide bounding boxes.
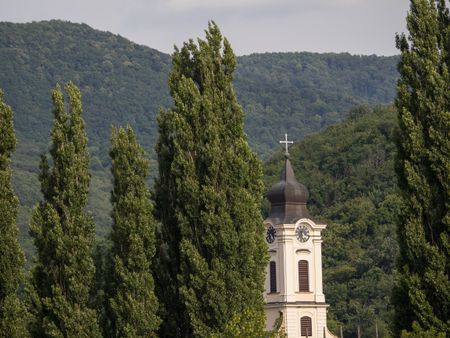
[264,105,399,337]
[235,52,398,155]
[0,20,402,336]
[0,20,173,249]
[0,20,399,253]
[1,0,448,334]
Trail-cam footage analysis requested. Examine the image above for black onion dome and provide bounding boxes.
[266,156,310,224]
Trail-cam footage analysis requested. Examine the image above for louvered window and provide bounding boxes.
[300,316,312,337]
[270,261,277,293]
[298,260,309,292]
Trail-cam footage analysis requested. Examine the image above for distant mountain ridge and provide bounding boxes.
[235,51,398,155]
[0,20,171,156]
[0,20,399,252]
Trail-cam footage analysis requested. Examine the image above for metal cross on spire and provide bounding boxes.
[280,133,293,156]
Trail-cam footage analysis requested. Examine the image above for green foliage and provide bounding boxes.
[235,52,399,157]
[0,20,172,244]
[92,239,112,338]
[0,89,29,337]
[392,0,450,335]
[0,21,399,255]
[154,22,267,337]
[400,321,446,338]
[0,18,410,337]
[108,126,160,337]
[220,307,267,338]
[265,105,399,337]
[0,295,30,338]
[28,83,101,337]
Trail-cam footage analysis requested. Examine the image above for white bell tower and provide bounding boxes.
[263,135,336,338]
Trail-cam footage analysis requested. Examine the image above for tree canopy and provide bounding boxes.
[28,82,101,337]
[0,21,398,253]
[108,126,160,337]
[0,89,29,337]
[392,0,450,335]
[154,22,267,337]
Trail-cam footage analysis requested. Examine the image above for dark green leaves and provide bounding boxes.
[29,82,101,338]
[108,126,160,337]
[0,89,29,337]
[393,0,450,335]
[155,22,267,337]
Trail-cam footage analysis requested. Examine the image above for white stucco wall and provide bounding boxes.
[264,217,335,338]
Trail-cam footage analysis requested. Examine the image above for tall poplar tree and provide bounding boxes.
[154,22,268,337]
[29,83,101,337]
[108,126,160,337]
[393,0,450,335]
[0,90,29,337]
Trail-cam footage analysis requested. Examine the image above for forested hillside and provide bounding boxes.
[264,105,399,337]
[0,20,173,252]
[235,53,398,155]
[0,20,398,256]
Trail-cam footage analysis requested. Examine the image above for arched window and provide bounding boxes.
[298,260,309,292]
[300,316,312,337]
[270,261,277,293]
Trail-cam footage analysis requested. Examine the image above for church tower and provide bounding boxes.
[263,135,336,338]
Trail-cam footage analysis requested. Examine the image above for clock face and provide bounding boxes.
[295,225,310,242]
[266,226,276,244]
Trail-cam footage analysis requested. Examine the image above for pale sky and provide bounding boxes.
[0,0,409,56]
